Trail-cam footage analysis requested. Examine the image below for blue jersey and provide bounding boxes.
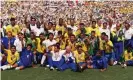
[1,37,15,49]
[20,48,34,67]
[93,56,107,69]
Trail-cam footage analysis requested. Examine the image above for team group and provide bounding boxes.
[1,17,133,72]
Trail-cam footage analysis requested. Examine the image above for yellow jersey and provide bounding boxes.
[56,25,65,34]
[73,29,81,37]
[105,40,113,53]
[64,33,70,39]
[56,38,66,50]
[6,50,19,65]
[76,42,87,52]
[74,50,86,63]
[86,27,100,37]
[6,24,20,36]
[99,38,105,50]
[111,29,124,42]
[36,38,45,53]
[85,27,90,35]
[66,40,76,51]
[123,50,133,61]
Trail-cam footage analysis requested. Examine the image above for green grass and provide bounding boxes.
[1,65,133,80]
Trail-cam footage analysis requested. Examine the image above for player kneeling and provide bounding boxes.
[1,46,19,70]
[59,46,77,72]
[12,44,34,70]
[87,51,108,72]
[74,45,86,72]
[121,45,133,68]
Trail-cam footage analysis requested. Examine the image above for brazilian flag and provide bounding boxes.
[88,43,94,56]
[119,56,125,62]
[94,38,99,53]
[88,38,99,56]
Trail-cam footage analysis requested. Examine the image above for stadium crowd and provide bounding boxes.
[0,1,133,72]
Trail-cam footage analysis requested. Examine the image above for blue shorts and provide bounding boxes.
[36,52,43,60]
[105,53,113,62]
[17,60,24,67]
[92,62,99,69]
[93,62,104,69]
[93,64,97,69]
[126,60,133,66]
[1,61,8,66]
[93,64,104,69]
[78,62,86,66]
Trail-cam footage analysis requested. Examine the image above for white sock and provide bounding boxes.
[15,67,20,70]
[7,65,13,69]
[41,55,46,65]
[50,67,54,70]
[81,66,83,69]
[113,61,118,65]
[34,55,37,62]
[124,64,127,67]
[46,65,50,68]
[2,65,8,70]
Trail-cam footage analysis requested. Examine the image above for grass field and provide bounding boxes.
[1,65,133,80]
